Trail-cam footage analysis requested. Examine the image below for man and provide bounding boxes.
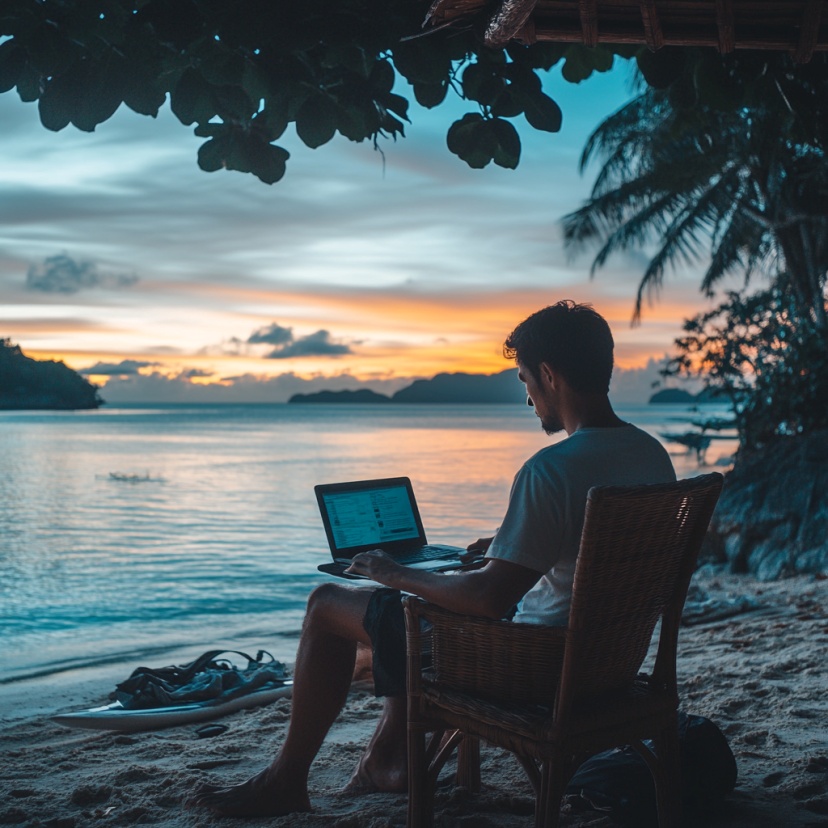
[193,301,675,817]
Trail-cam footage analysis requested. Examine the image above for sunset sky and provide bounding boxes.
[1,56,719,403]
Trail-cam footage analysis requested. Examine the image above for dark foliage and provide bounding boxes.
[561,50,828,451]
[0,338,103,409]
[0,0,633,183]
[562,50,828,329]
[662,289,828,452]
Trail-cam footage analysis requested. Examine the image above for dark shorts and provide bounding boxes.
[362,587,407,698]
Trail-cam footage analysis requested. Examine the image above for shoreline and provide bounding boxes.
[2,571,827,827]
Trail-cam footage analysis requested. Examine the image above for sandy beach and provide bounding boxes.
[2,571,826,828]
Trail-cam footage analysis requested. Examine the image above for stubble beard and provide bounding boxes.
[540,414,565,436]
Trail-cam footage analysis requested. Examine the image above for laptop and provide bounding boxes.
[315,477,482,580]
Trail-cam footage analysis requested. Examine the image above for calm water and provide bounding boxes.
[0,403,734,682]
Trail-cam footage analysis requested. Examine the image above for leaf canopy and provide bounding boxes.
[0,0,630,184]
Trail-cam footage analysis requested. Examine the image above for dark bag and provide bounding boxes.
[110,649,290,710]
[564,712,737,826]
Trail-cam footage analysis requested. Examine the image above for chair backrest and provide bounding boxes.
[555,473,723,719]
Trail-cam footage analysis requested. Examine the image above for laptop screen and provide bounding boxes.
[323,485,419,548]
[316,477,426,556]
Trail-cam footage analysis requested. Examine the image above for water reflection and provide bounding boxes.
[0,403,734,676]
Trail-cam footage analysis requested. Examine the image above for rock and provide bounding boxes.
[701,430,828,578]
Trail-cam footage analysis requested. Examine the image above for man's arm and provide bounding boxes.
[345,551,541,619]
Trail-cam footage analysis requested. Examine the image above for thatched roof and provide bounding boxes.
[426,0,827,62]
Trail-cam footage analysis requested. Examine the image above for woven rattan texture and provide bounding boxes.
[426,606,567,705]
[562,484,707,698]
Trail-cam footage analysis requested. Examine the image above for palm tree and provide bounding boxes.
[561,52,828,330]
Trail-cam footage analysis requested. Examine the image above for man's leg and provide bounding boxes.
[345,694,408,793]
[193,582,375,817]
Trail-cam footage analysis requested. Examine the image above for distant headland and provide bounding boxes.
[290,370,718,406]
[289,389,391,404]
[289,369,527,404]
[648,387,724,404]
[0,339,103,410]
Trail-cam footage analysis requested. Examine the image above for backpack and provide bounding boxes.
[564,712,737,826]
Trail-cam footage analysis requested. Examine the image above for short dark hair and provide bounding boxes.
[504,301,614,394]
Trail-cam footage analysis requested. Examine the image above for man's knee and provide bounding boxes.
[305,583,371,637]
[306,582,346,618]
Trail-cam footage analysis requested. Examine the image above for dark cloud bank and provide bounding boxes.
[248,322,352,359]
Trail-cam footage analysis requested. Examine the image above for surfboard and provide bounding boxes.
[51,680,293,733]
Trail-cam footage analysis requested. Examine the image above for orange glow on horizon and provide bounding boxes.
[19,285,707,383]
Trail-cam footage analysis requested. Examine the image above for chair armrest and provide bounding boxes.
[404,596,567,707]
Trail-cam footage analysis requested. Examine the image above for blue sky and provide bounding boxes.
[0,55,712,403]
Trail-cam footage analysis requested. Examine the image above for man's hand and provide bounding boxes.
[345,548,403,582]
[461,536,494,564]
[347,550,540,620]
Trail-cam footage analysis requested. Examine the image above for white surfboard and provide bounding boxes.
[52,681,293,732]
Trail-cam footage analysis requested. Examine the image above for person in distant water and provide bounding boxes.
[192,300,676,818]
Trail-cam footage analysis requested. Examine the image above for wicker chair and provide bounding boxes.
[404,472,724,828]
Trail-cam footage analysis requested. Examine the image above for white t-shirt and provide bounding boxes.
[487,424,676,626]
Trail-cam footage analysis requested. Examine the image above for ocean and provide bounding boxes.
[0,403,735,686]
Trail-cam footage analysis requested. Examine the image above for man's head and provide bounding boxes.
[504,301,614,393]
[504,302,614,434]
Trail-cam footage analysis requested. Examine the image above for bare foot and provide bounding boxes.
[190,767,311,817]
[342,753,407,795]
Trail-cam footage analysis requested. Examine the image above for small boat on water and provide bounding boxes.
[107,472,161,483]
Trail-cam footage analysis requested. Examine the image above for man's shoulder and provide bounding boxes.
[528,424,656,459]
[521,424,673,480]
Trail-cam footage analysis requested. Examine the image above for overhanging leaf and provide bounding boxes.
[38,75,73,131]
[519,89,562,132]
[197,134,231,172]
[413,80,448,109]
[0,40,26,94]
[69,57,125,131]
[561,46,614,83]
[637,47,686,90]
[447,113,496,169]
[171,69,215,125]
[296,94,337,148]
[491,118,521,169]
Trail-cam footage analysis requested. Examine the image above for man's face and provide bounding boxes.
[518,363,564,436]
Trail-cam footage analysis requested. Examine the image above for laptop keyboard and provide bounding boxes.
[396,544,460,565]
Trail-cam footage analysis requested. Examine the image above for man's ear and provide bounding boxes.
[538,361,559,390]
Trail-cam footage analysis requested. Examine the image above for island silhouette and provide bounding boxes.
[289,369,527,404]
[0,339,102,410]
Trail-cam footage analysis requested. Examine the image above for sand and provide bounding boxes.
[2,571,827,828]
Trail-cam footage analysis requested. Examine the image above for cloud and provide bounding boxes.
[265,329,352,359]
[247,322,293,346]
[197,337,247,357]
[26,254,138,294]
[198,324,354,360]
[79,359,157,376]
[242,321,353,359]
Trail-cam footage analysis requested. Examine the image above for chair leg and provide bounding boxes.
[536,757,568,828]
[407,724,433,828]
[653,726,682,828]
[455,735,481,792]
